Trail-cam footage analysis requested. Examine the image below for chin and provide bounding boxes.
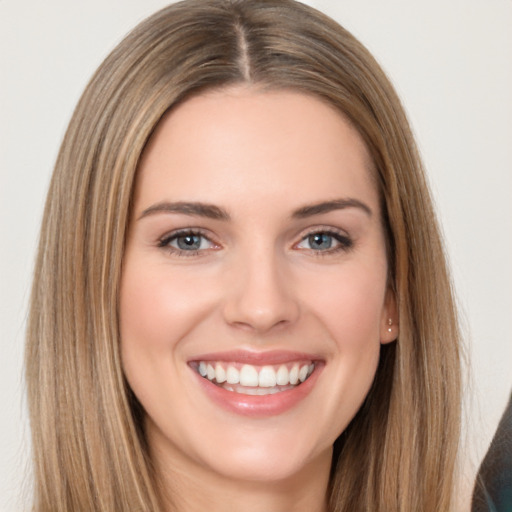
[200,441,331,484]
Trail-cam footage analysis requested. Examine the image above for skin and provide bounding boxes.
[120,86,397,512]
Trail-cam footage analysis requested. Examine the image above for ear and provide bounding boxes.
[380,287,398,344]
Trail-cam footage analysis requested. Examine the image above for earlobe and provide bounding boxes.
[381,289,398,344]
[381,317,398,344]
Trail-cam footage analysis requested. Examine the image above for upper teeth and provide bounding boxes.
[197,361,315,387]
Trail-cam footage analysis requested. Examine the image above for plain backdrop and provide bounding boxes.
[1,1,511,510]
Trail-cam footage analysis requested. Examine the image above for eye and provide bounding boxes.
[296,229,353,253]
[158,230,218,255]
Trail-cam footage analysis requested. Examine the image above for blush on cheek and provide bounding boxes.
[312,280,386,346]
[120,263,191,351]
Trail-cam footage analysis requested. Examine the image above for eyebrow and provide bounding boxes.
[291,198,372,218]
[138,201,231,221]
[138,197,372,222]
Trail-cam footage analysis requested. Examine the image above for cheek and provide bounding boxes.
[120,257,210,354]
[313,266,386,426]
[301,258,387,412]
[118,256,203,417]
[118,257,188,401]
[305,260,388,344]
[120,270,170,354]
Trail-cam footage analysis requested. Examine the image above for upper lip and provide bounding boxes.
[188,349,323,365]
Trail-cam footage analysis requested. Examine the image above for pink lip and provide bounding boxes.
[189,350,324,417]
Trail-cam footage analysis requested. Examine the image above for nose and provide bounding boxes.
[222,251,300,334]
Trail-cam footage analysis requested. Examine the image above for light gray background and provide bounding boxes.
[1,1,511,510]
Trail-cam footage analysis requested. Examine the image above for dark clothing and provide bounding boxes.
[472,393,512,512]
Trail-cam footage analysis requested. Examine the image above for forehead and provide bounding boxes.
[134,86,379,215]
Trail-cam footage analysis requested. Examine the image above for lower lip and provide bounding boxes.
[192,364,323,417]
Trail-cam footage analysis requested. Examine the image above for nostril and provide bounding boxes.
[226,310,295,333]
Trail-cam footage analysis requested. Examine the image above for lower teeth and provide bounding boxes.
[220,383,296,395]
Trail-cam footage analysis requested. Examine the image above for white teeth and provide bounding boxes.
[239,365,259,386]
[223,384,295,395]
[243,387,267,395]
[258,366,277,387]
[289,364,299,385]
[299,364,309,382]
[276,365,289,385]
[215,363,226,383]
[196,361,315,388]
[226,365,240,384]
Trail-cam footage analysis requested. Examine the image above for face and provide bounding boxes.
[120,87,397,486]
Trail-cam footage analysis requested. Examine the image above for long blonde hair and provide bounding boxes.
[26,1,462,510]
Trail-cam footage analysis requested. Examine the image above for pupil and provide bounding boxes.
[310,233,332,250]
[178,234,200,250]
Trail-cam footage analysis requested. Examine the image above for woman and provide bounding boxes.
[25,0,462,510]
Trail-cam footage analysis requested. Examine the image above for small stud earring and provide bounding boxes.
[387,318,393,333]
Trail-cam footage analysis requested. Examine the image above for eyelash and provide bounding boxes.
[158,229,217,257]
[295,228,353,256]
[157,227,353,257]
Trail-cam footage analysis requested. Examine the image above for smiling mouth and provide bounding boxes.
[192,361,316,395]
